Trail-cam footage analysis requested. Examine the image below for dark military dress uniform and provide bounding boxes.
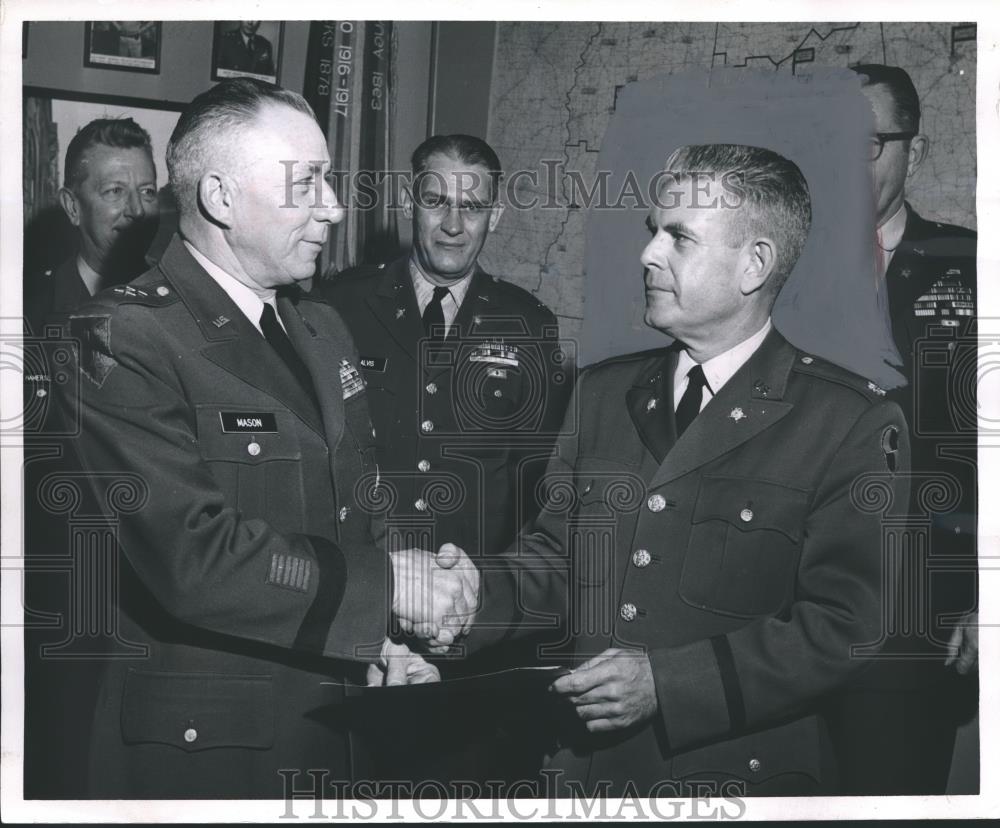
[23,257,91,335]
[830,204,978,794]
[22,255,96,797]
[469,330,910,797]
[320,256,571,787]
[58,237,389,798]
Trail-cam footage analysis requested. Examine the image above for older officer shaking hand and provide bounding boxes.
[60,77,474,799]
[464,144,910,796]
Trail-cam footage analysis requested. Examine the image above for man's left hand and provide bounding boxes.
[550,647,657,732]
[368,639,442,686]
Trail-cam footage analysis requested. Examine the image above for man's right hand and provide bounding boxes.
[390,544,480,647]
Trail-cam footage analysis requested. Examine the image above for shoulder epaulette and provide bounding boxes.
[792,352,893,402]
[103,280,180,308]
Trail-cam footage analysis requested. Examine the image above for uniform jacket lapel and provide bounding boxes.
[367,257,424,360]
[886,205,939,329]
[625,349,677,464]
[424,268,492,383]
[279,292,346,454]
[647,330,797,490]
[158,237,325,436]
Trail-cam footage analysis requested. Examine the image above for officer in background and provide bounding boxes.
[22,115,160,797]
[321,134,571,787]
[827,63,978,795]
[24,117,160,333]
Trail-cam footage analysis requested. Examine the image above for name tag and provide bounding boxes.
[359,356,387,372]
[219,412,278,433]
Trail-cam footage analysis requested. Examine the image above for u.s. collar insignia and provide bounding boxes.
[646,398,658,412]
[729,407,746,423]
[212,315,230,328]
[867,381,886,397]
[395,308,406,320]
[339,358,366,399]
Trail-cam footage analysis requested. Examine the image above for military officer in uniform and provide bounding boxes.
[217,21,276,77]
[57,78,474,799]
[461,144,910,796]
[24,117,160,333]
[320,134,570,786]
[22,115,160,797]
[827,64,978,795]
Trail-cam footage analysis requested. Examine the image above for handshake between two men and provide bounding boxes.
[371,543,659,738]
[370,544,481,687]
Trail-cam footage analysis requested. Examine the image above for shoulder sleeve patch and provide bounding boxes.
[69,314,116,388]
[882,425,900,472]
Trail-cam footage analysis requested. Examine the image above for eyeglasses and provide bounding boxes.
[869,131,917,161]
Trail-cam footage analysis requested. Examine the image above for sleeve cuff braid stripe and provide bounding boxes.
[293,536,347,653]
[710,634,746,733]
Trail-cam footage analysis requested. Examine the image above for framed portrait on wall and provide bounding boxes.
[83,21,162,73]
[211,21,283,84]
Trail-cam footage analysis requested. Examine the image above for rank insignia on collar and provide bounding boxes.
[867,381,886,396]
[729,407,746,422]
[340,358,366,399]
[646,398,658,412]
[395,308,406,319]
[900,268,912,278]
[112,285,148,298]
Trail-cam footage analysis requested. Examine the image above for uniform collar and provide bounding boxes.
[877,202,908,254]
[183,240,278,335]
[674,319,772,404]
[408,259,474,314]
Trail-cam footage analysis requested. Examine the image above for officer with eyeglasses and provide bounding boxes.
[826,63,978,795]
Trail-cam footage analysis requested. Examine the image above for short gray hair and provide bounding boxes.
[662,144,811,289]
[166,77,316,216]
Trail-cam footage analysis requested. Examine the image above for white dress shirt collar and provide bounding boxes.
[409,260,474,335]
[183,240,279,335]
[674,319,772,412]
[76,255,103,297]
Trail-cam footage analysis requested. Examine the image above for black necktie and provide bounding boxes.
[422,286,450,339]
[675,364,708,436]
[259,302,316,399]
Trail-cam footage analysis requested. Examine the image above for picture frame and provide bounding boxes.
[83,21,162,74]
[211,21,284,84]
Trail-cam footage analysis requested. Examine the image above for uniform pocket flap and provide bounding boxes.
[692,476,810,543]
[669,717,821,783]
[196,406,302,463]
[121,670,275,752]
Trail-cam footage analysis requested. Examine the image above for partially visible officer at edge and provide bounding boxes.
[22,116,160,797]
[319,134,572,788]
[24,117,160,333]
[826,63,978,796]
[57,77,476,799]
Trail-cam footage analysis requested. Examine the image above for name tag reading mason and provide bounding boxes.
[220,412,279,433]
